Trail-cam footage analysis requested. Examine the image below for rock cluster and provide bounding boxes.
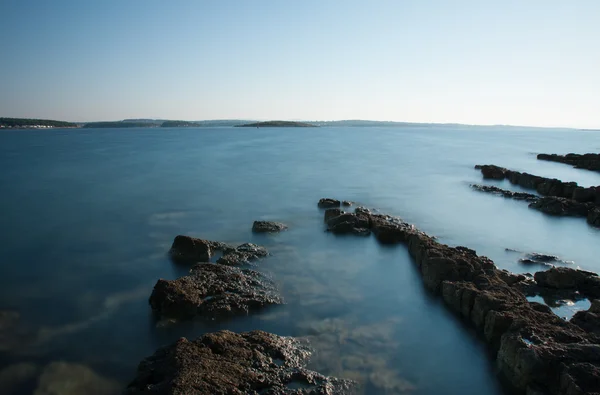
[169,235,268,266]
[125,330,356,394]
[538,153,600,172]
[149,263,282,320]
[471,184,538,201]
[474,165,600,226]
[322,200,600,394]
[317,198,341,208]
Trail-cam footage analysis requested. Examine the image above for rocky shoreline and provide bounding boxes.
[538,153,600,172]
[473,165,600,227]
[316,200,600,395]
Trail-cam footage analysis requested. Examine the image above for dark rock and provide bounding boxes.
[317,198,341,208]
[571,308,600,335]
[342,200,353,206]
[149,263,282,320]
[169,235,212,263]
[324,208,343,223]
[354,206,372,216]
[217,243,269,266]
[519,253,568,266]
[538,153,600,172]
[588,208,600,228]
[573,187,596,203]
[470,184,539,201]
[125,330,356,395]
[475,164,507,179]
[534,267,600,298]
[326,213,370,235]
[529,197,592,217]
[252,221,288,233]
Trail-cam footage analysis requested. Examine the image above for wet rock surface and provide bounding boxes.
[471,184,538,201]
[318,198,341,208]
[529,197,593,217]
[319,199,600,395]
[538,153,600,172]
[571,300,600,335]
[169,235,213,263]
[252,221,288,233]
[149,263,282,320]
[125,330,356,395]
[519,253,571,266]
[216,243,269,266]
[326,212,371,236]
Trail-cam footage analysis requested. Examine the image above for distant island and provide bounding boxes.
[0,117,78,129]
[236,121,317,128]
[82,121,155,128]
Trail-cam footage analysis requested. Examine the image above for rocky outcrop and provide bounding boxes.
[571,300,600,335]
[474,164,599,202]
[519,253,570,266]
[538,153,600,172]
[216,243,269,266]
[125,330,356,394]
[317,198,341,208]
[149,263,282,320]
[470,184,538,201]
[319,199,600,394]
[324,208,344,223]
[252,221,288,233]
[473,165,600,226]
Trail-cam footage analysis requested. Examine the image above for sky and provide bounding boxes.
[0,1,599,128]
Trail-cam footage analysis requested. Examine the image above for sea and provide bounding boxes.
[0,126,599,394]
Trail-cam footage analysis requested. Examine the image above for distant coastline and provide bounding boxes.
[1,117,597,131]
[236,121,317,128]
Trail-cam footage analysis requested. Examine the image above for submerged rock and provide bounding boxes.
[35,361,120,395]
[252,221,288,233]
[317,198,341,208]
[342,200,353,206]
[149,263,282,320]
[470,184,538,201]
[125,330,356,394]
[216,243,269,266]
[519,253,570,266]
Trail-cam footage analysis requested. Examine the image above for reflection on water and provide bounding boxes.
[1,126,599,394]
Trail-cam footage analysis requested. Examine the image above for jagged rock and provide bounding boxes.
[252,221,288,233]
[519,253,570,266]
[470,184,538,201]
[529,197,592,217]
[125,330,356,394]
[538,153,600,172]
[169,235,212,262]
[216,243,269,266]
[571,307,600,335]
[317,198,341,208]
[326,212,370,235]
[149,263,282,320]
[324,208,344,223]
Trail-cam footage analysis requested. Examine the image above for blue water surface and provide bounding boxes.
[0,126,599,394]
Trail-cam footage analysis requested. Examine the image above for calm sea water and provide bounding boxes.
[0,126,599,394]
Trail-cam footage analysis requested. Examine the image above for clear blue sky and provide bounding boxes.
[1,0,598,128]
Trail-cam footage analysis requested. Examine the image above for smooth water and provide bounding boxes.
[0,126,599,394]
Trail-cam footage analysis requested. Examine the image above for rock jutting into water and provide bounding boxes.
[125,330,356,395]
[470,184,538,201]
[518,252,571,266]
[473,165,600,227]
[571,300,600,335]
[317,198,341,208]
[320,199,600,394]
[537,153,600,172]
[149,263,282,320]
[326,212,371,236]
[169,235,268,266]
[324,208,344,223]
[252,220,288,233]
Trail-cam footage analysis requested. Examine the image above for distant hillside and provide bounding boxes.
[160,120,198,127]
[236,121,317,128]
[83,121,154,128]
[0,117,77,128]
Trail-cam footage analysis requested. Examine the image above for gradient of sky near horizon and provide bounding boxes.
[0,0,598,128]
